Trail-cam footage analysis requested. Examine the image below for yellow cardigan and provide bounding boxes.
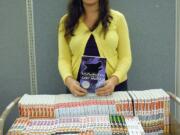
[58,9,132,84]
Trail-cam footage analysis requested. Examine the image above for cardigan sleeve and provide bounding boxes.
[112,13,132,83]
[58,16,73,83]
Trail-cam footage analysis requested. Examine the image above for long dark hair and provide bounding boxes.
[64,0,112,37]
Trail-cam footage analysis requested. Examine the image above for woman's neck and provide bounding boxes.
[82,2,99,30]
[83,3,99,17]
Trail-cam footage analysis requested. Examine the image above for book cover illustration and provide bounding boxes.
[79,55,106,93]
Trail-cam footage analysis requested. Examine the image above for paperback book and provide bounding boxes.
[79,55,106,93]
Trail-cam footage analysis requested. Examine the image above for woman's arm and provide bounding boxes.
[58,16,87,96]
[58,16,73,83]
[96,12,132,96]
[112,13,132,83]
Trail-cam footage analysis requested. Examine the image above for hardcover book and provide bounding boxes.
[79,55,106,93]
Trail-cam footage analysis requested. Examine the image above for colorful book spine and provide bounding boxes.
[16,89,170,135]
[128,89,170,134]
[8,115,145,135]
[7,117,29,135]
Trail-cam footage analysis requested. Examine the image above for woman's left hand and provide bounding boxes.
[96,76,119,96]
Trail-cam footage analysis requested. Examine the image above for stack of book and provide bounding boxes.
[7,115,144,135]
[12,89,170,134]
[7,117,29,135]
[56,115,112,135]
[112,91,133,116]
[18,92,133,118]
[125,116,145,135]
[54,92,133,117]
[128,89,170,134]
[18,94,55,118]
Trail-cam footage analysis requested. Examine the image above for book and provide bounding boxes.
[8,115,144,135]
[16,89,170,134]
[79,55,106,93]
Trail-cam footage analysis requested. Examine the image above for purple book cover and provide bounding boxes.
[79,55,106,93]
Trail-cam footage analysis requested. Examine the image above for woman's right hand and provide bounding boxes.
[65,76,88,96]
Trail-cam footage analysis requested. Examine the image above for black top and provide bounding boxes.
[83,34,100,56]
[77,34,127,91]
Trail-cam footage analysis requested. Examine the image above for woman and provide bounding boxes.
[58,0,132,96]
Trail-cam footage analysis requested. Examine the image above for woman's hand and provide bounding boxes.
[65,76,87,96]
[96,76,119,96]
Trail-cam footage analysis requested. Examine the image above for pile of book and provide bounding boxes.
[55,92,133,117]
[7,115,144,135]
[109,115,144,135]
[18,92,133,118]
[7,117,28,135]
[128,89,170,134]
[8,89,170,135]
[18,94,55,118]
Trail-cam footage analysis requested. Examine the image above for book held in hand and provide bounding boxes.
[79,55,106,93]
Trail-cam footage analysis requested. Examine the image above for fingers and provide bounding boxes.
[96,81,114,96]
[73,89,87,96]
[67,79,88,96]
[96,89,112,96]
[96,87,112,96]
[71,84,87,97]
[77,86,88,93]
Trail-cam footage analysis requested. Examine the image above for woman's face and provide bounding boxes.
[82,0,99,6]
